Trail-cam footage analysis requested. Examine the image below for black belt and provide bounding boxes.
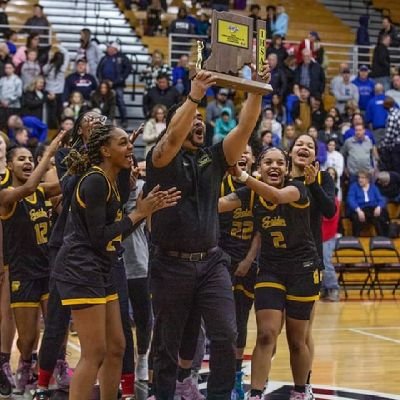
[157,247,218,262]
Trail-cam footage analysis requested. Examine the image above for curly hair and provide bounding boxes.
[66,124,115,175]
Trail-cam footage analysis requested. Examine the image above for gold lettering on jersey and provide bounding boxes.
[233,208,253,219]
[115,209,123,222]
[106,209,123,251]
[11,281,20,292]
[29,208,48,222]
[262,216,286,229]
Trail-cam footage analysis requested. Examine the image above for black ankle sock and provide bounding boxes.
[294,385,306,393]
[307,370,312,384]
[250,389,263,397]
[32,352,38,362]
[0,352,10,365]
[148,382,154,396]
[177,367,191,382]
[236,358,243,372]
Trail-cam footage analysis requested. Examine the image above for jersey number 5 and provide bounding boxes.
[231,221,253,240]
[271,231,287,248]
[34,222,48,245]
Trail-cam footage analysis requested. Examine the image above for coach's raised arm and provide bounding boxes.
[151,62,271,169]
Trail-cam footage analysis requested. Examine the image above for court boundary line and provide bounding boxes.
[349,328,400,344]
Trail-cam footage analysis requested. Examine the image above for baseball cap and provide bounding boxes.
[219,88,229,95]
[359,64,369,71]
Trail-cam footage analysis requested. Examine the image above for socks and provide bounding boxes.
[294,385,306,393]
[148,382,154,396]
[38,368,53,388]
[0,352,10,366]
[121,373,135,396]
[307,370,312,384]
[250,389,263,397]
[236,358,243,372]
[177,366,191,382]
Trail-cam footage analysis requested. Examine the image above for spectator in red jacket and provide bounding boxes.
[321,167,341,302]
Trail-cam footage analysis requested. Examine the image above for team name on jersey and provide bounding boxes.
[233,207,253,219]
[262,215,287,229]
[29,208,48,222]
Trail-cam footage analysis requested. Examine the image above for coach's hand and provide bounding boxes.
[190,70,217,101]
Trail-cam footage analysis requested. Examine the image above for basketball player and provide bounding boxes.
[0,132,66,395]
[51,124,180,400]
[219,147,320,400]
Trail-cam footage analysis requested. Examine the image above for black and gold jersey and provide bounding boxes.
[53,166,133,288]
[237,180,320,274]
[0,168,12,189]
[219,175,256,263]
[0,186,50,280]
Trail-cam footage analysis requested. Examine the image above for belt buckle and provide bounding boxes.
[189,252,203,262]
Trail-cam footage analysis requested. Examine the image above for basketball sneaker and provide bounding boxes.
[175,376,205,400]
[32,388,52,400]
[248,396,262,400]
[305,384,314,399]
[231,371,245,399]
[15,360,32,394]
[1,362,14,387]
[53,360,71,389]
[289,389,312,400]
[0,367,12,398]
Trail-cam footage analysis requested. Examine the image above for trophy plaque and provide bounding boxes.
[190,10,272,95]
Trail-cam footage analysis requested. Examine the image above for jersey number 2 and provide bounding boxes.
[271,231,287,248]
[34,222,48,245]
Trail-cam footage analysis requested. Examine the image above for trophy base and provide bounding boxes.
[189,68,272,96]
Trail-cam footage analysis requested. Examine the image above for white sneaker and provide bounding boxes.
[136,354,149,381]
[305,384,314,399]
[289,390,310,400]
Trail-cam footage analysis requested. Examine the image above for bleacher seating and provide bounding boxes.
[373,0,400,24]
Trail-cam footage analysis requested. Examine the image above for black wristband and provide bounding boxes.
[187,94,202,105]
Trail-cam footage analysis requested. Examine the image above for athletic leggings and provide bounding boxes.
[39,247,135,375]
[127,277,152,356]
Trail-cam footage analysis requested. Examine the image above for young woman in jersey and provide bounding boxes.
[0,134,17,394]
[0,132,65,394]
[51,124,180,400]
[289,134,336,394]
[219,147,320,400]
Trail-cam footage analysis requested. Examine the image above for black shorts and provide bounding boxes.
[229,261,257,303]
[10,277,49,308]
[55,280,118,307]
[255,268,321,320]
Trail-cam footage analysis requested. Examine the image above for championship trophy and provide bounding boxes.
[190,10,272,95]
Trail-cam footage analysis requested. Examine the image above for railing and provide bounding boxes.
[169,33,400,78]
[0,24,53,46]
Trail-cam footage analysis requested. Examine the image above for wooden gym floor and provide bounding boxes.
[9,292,400,399]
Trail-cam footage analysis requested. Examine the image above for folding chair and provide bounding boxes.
[369,237,400,296]
[334,236,372,298]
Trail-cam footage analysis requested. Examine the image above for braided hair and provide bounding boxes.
[66,124,115,175]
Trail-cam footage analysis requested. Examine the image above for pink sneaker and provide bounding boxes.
[15,360,32,394]
[175,377,205,400]
[289,390,312,400]
[53,360,71,389]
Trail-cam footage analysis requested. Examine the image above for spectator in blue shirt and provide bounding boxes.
[172,54,190,95]
[365,83,388,144]
[343,112,376,144]
[272,5,289,38]
[352,65,375,111]
[97,42,132,128]
[347,170,389,236]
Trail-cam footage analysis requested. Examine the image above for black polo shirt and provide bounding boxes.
[146,141,228,252]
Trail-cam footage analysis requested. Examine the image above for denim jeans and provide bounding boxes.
[322,238,340,290]
[115,86,127,122]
